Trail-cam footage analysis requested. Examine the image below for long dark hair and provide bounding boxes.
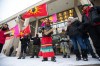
[2,24,9,31]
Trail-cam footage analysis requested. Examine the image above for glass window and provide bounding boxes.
[52,24,57,28]
[57,22,64,28]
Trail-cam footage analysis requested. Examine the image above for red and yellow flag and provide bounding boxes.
[22,3,48,18]
[23,25,31,34]
[17,25,31,37]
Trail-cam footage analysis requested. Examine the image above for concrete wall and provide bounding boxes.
[91,0,100,6]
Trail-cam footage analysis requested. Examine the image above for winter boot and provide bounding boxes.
[74,50,81,61]
[30,55,34,58]
[81,49,88,61]
[98,57,100,61]
[18,53,23,59]
[92,54,97,58]
[63,55,66,58]
[22,53,26,59]
[30,54,34,58]
[51,57,56,62]
[76,55,81,61]
[36,53,39,58]
[92,55,97,58]
[42,58,48,62]
[36,56,39,58]
[91,53,97,58]
[67,55,70,58]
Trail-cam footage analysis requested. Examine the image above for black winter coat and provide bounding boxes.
[20,36,30,45]
[31,37,41,46]
[79,24,89,39]
[67,20,82,37]
[82,6,100,26]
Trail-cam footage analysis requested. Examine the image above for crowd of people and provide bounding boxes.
[0,4,100,62]
[66,4,100,61]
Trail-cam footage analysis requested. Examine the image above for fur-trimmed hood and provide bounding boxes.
[67,17,79,26]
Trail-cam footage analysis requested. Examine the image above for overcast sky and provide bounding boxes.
[0,0,42,22]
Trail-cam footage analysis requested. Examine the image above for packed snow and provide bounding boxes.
[0,55,100,66]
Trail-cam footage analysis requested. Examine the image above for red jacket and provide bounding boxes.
[0,31,6,44]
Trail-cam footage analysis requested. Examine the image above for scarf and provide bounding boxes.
[83,6,92,17]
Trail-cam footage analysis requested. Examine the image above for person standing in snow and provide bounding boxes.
[0,24,11,54]
[30,34,41,58]
[0,27,6,53]
[67,17,88,61]
[39,18,56,62]
[59,29,70,58]
[18,34,30,59]
[82,4,100,61]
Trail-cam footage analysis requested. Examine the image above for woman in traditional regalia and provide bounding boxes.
[39,18,56,62]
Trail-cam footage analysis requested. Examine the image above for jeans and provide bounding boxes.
[70,35,86,50]
[83,38,94,54]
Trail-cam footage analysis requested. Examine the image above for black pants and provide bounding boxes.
[32,45,40,57]
[9,47,14,56]
[88,25,100,57]
[0,44,4,53]
[21,44,27,53]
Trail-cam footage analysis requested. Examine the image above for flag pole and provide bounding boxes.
[35,17,39,36]
[15,16,23,57]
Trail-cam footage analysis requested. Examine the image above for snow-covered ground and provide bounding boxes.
[0,55,100,66]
